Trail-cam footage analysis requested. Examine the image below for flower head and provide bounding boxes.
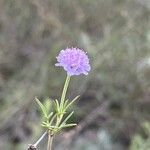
[55,47,91,76]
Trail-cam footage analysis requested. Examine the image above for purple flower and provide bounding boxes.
[55,47,91,76]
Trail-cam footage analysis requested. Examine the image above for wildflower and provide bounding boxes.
[55,47,91,76]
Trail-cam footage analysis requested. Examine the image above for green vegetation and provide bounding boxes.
[0,0,150,149]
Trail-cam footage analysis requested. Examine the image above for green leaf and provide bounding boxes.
[60,111,74,126]
[48,112,53,119]
[41,124,48,127]
[61,123,77,128]
[48,125,59,130]
[66,95,80,110]
[41,121,50,128]
[44,98,52,113]
[35,97,48,117]
[63,99,69,109]
[49,114,56,125]
[53,101,57,112]
[41,121,48,125]
[53,99,60,113]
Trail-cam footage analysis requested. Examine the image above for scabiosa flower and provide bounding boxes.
[55,47,91,76]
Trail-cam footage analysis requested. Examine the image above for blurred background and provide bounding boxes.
[0,0,150,150]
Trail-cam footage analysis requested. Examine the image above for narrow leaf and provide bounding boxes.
[63,99,69,109]
[44,98,52,113]
[60,111,74,126]
[66,95,80,110]
[48,112,53,119]
[61,123,77,128]
[49,114,56,125]
[54,99,60,112]
[35,97,47,117]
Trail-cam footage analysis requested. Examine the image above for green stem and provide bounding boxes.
[52,75,71,134]
[47,131,53,150]
[60,75,71,110]
[55,113,64,128]
[55,75,71,128]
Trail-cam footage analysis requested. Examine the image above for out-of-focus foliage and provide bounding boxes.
[0,0,150,150]
[130,122,150,150]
